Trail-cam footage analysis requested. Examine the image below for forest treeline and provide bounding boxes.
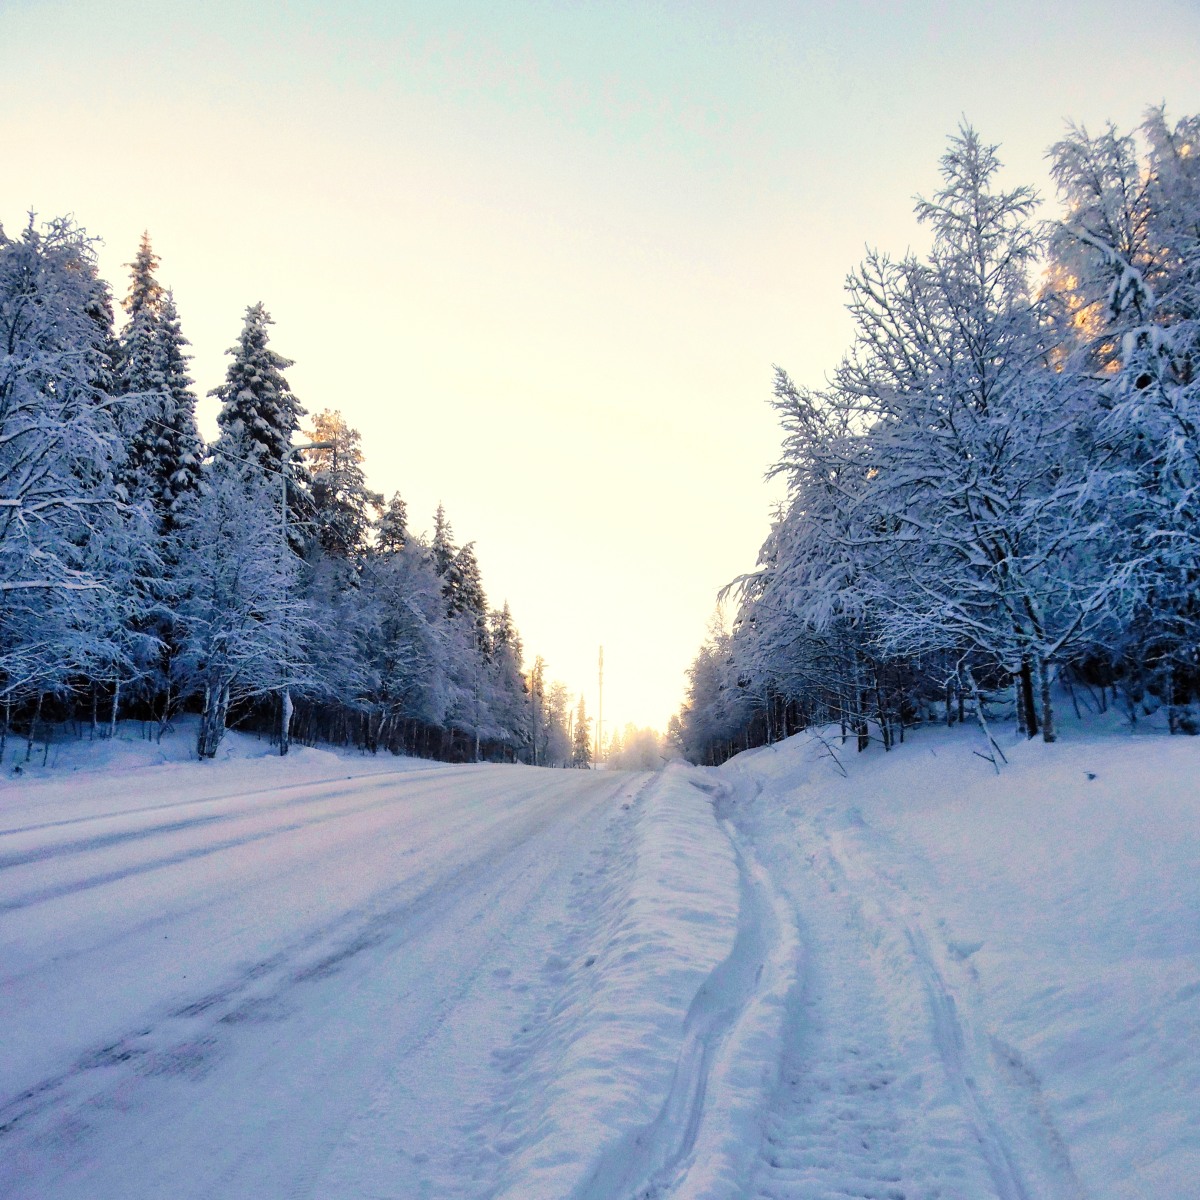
[0,228,581,763]
[680,108,1200,765]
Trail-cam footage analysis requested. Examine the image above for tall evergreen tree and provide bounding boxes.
[115,233,166,508]
[375,492,409,554]
[115,237,202,531]
[430,503,456,576]
[211,303,309,550]
[154,291,203,528]
[571,694,592,768]
[444,542,487,626]
[306,410,381,561]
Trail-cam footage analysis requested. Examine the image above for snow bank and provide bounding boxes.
[489,766,741,1200]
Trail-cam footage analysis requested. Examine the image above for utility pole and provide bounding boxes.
[596,645,604,764]
[278,440,332,756]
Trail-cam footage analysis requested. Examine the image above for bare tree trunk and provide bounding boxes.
[1039,657,1056,743]
[1019,658,1039,738]
[279,688,292,756]
[26,692,43,763]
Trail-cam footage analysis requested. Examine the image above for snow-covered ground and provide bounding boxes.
[2,717,1197,1198]
[716,718,1200,1200]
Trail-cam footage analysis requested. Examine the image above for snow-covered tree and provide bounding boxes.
[306,410,381,561]
[0,216,125,702]
[1050,108,1200,728]
[211,303,309,551]
[174,459,304,758]
[571,694,592,768]
[430,503,456,576]
[375,491,409,554]
[152,291,203,528]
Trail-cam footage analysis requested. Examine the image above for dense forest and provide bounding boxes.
[0,229,581,763]
[681,109,1200,764]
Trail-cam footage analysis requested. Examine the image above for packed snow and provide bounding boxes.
[2,717,1197,1198]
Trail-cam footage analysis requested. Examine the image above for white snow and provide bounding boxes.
[2,715,1197,1198]
[718,717,1200,1199]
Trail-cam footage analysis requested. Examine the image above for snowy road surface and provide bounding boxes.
[1,756,722,1199]
[4,724,1197,1198]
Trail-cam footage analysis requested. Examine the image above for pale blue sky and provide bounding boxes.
[4,1,1198,729]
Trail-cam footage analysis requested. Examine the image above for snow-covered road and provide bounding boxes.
[1,757,669,1198]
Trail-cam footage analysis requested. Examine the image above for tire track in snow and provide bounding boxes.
[0,774,622,1149]
[814,812,1086,1200]
[0,764,467,839]
[0,769,485,913]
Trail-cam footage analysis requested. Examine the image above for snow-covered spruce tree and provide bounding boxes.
[445,542,488,633]
[153,291,203,527]
[211,303,310,553]
[431,503,456,577]
[0,216,130,715]
[112,238,203,723]
[485,601,530,759]
[114,234,165,510]
[571,694,592,768]
[207,303,314,751]
[544,679,573,767]
[1050,108,1200,729]
[376,491,409,554]
[306,410,382,562]
[528,654,547,765]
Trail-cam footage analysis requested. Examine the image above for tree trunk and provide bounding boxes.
[1039,657,1056,744]
[26,692,43,763]
[1019,658,1039,738]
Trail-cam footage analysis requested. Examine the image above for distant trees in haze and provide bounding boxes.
[680,107,1200,764]
[0,221,578,765]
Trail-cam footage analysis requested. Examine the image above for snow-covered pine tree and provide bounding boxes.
[115,233,166,511]
[571,694,592,768]
[485,601,529,757]
[430,504,456,576]
[444,542,487,628]
[306,410,382,561]
[375,492,409,554]
[211,303,310,552]
[154,291,203,528]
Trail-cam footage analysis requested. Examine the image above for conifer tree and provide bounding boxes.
[445,542,487,625]
[154,291,203,528]
[115,233,166,508]
[115,238,202,530]
[375,492,409,554]
[306,410,381,561]
[211,303,309,549]
[430,504,456,576]
[571,694,592,768]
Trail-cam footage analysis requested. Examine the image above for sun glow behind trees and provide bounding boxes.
[0,228,582,764]
[680,110,1200,764]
